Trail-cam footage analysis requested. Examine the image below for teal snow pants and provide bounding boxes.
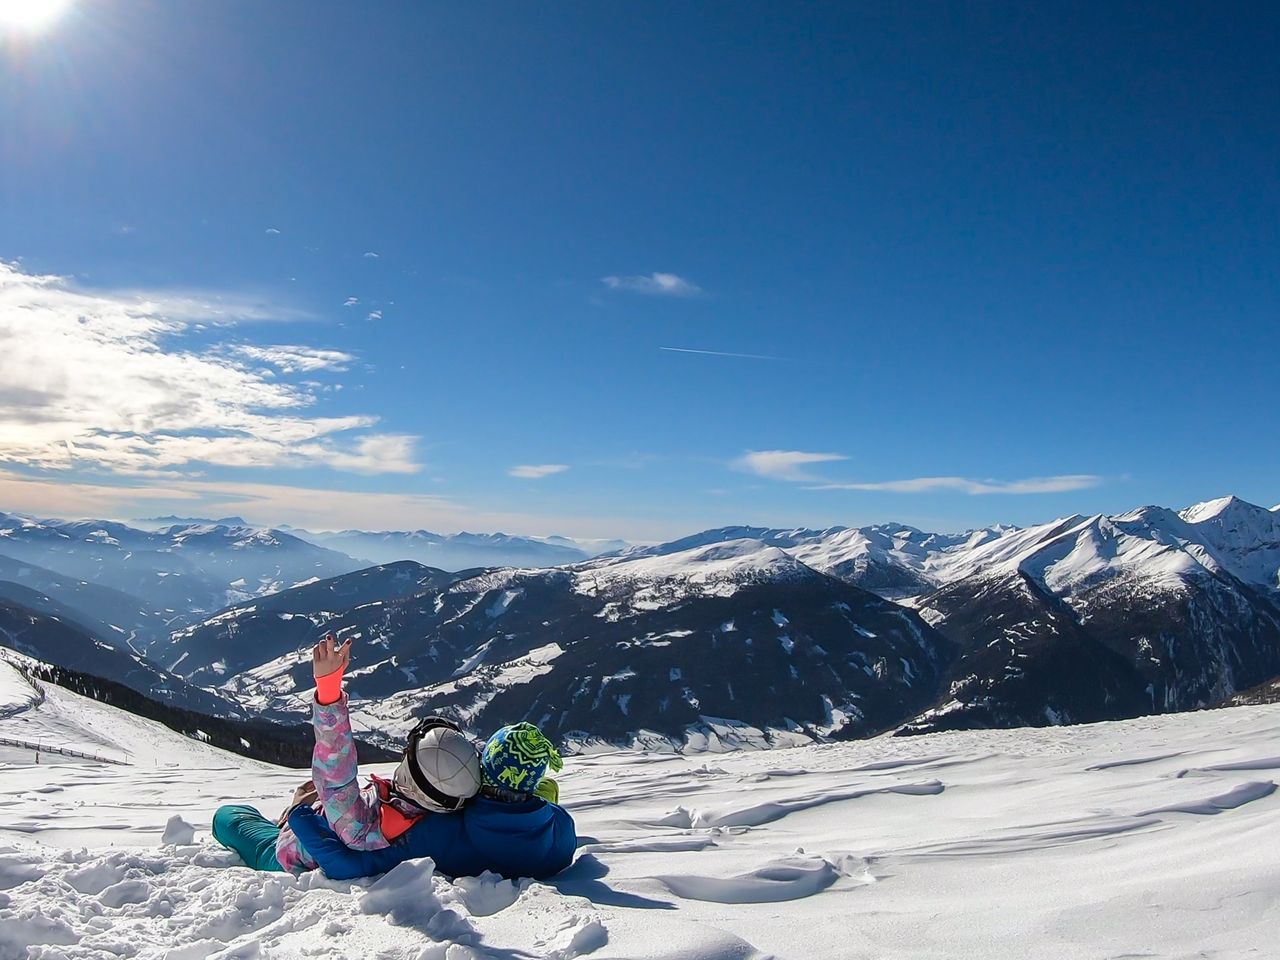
[212,804,286,872]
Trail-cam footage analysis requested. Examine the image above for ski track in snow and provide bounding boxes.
[3,671,1280,958]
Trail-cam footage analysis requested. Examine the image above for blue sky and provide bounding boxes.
[0,1,1276,539]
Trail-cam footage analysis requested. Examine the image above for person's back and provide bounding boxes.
[448,793,576,879]
[288,790,576,880]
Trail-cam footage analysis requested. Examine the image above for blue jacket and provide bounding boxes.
[288,795,577,882]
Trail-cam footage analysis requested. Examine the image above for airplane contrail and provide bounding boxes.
[658,346,788,361]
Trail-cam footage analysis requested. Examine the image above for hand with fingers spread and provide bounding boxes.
[312,633,352,705]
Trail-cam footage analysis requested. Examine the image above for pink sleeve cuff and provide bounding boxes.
[314,666,345,705]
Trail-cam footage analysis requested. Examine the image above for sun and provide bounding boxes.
[0,0,72,33]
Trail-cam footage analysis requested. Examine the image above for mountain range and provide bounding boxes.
[0,496,1277,754]
[161,542,954,750]
[287,528,628,571]
[0,514,362,635]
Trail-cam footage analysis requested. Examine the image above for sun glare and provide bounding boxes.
[0,0,72,33]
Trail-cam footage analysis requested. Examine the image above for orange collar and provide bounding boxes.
[370,774,424,840]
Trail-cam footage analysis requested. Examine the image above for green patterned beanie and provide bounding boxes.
[481,722,563,794]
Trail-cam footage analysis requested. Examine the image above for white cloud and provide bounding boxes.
[366,310,382,321]
[810,475,1104,495]
[601,272,701,296]
[323,435,419,475]
[0,260,419,477]
[343,297,360,307]
[363,251,380,259]
[265,228,281,235]
[733,446,1101,495]
[509,464,570,479]
[733,450,849,482]
[0,469,200,517]
[231,344,355,374]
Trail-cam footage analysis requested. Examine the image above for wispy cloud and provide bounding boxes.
[509,464,570,479]
[660,346,786,362]
[343,297,359,307]
[232,344,355,374]
[733,445,1102,495]
[363,251,380,259]
[602,272,701,296]
[0,260,419,476]
[733,450,849,482]
[265,227,281,235]
[366,310,382,321]
[810,475,1104,495]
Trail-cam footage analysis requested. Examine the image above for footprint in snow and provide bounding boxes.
[536,915,609,960]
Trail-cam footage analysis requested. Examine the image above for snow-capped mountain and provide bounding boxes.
[617,522,1015,597]
[905,502,1280,733]
[629,497,1280,605]
[134,515,251,529]
[292,528,626,571]
[170,540,954,749]
[0,514,366,645]
[1179,495,1280,592]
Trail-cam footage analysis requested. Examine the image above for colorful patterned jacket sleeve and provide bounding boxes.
[309,692,391,851]
[275,815,318,874]
[274,692,389,872]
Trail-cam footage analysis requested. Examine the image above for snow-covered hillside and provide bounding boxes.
[3,668,1279,959]
[168,539,952,748]
[0,658,266,769]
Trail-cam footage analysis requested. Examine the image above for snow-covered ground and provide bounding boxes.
[3,666,1279,959]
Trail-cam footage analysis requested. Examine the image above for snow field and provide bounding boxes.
[0,661,40,718]
[4,675,1280,959]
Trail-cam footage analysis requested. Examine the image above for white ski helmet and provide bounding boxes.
[392,716,482,813]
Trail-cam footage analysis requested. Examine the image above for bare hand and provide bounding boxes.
[291,780,318,806]
[312,633,351,679]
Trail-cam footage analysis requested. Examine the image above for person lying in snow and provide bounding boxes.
[288,719,576,881]
[211,635,575,881]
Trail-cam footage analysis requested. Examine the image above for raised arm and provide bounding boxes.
[309,635,387,849]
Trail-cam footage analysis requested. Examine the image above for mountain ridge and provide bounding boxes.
[3,494,1279,752]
